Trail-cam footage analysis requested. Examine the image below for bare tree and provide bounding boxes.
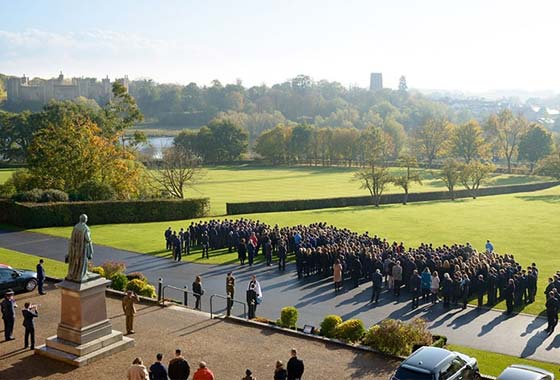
[438,159,461,200]
[459,161,495,199]
[148,146,204,199]
[392,154,422,204]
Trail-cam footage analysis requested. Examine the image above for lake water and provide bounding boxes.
[138,136,174,159]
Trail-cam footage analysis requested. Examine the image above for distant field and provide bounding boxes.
[0,247,67,279]
[35,185,560,315]
[0,165,551,215]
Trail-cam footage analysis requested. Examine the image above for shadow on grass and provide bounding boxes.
[515,195,560,204]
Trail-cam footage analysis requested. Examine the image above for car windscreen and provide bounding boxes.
[394,367,434,380]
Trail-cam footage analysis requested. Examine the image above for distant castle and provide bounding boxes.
[6,72,129,104]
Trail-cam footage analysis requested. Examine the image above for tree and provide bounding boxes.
[450,120,487,163]
[205,119,248,162]
[353,165,393,207]
[438,159,461,200]
[398,76,408,92]
[392,155,422,204]
[486,110,527,173]
[518,123,553,172]
[413,117,451,166]
[288,124,313,164]
[254,125,291,164]
[147,146,204,199]
[459,161,495,199]
[535,153,560,179]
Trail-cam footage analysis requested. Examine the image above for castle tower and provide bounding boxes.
[369,72,383,91]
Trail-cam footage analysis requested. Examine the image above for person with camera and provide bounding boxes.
[22,302,38,349]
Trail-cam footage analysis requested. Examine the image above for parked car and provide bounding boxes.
[497,365,554,380]
[391,346,480,380]
[0,264,38,295]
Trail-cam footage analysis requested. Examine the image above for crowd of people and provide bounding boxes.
[163,219,540,316]
[127,348,304,380]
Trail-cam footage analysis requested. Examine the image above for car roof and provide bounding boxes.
[402,347,456,373]
[497,365,554,380]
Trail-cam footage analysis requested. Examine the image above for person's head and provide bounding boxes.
[199,361,207,369]
[126,290,133,296]
[276,360,284,369]
[196,275,201,283]
[133,357,142,365]
[156,353,163,361]
[175,349,182,357]
[291,348,297,357]
[251,275,256,281]
[5,289,14,298]
[245,368,252,376]
[227,272,232,277]
[24,302,30,308]
[39,259,44,264]
[79,214,88,223]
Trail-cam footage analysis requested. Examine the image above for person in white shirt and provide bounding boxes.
[246,275,262,319]
[431,271,441,304]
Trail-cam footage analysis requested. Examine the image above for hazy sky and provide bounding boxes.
[1,0,558,92]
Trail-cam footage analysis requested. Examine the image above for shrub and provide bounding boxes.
[91,266,106,278]
[76,180,116,201]
[362,318,432,356]
[110,272,128,291]
[277,306,298,329]
[126,272,147,282]
[101,261,127,280]
[320,315,343,338]
[10,169,42,192]
[13,188,43,202]
[138,284,156,298]
[334,319,365,343]
[39,189,69,203]
[126,278,146,294]
[0,181,16,199]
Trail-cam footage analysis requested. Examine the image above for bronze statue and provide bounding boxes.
[66,214,94,282]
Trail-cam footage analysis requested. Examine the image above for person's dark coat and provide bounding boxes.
[168,356,190,380]
[274,368,288,380]
[149,361,168,380]
[287,356,304,380]
[22,308,37,329]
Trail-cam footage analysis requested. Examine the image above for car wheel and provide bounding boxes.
[25,279,37,292]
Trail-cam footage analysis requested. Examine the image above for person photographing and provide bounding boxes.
[22,302,38,349]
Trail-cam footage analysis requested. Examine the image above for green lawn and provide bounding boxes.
[0,247,68,279]
[447,344,559,377]
[0,165,550,215]
[34,185,560,315]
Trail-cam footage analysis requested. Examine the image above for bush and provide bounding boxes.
[334,319,365,343]
[362,318,432,356]
[76,180,116,201]
[39,189,69,203]
[277,306,298,329]
[110,272,128,291]
[431,335,448,348]
[320,315,343,338]
[91,266,106,278]
[126,272,147,282]
[101,261,127,280]
[138,284,156,298]
[1,198,209,228]
[126,278,146,294]
[10,169,42,192]
[13,188,43,202]
[0,181,16,199]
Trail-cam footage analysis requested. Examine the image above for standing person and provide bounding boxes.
[461,274,471,310]
[410,270,422,309]
[545,291,558,334]
[392,261,403,298]
[476,275,486,308]
[149,353,168,380]
[370,269,383,304]
[504,278,516,315]
[128,357,149,380]
[168,349,190,380]
[421,268,432,303]
[441,273,453,308]
[122,290,139,335]
[264,239,273,266]
[485,239,494,253]
[226,272,235,316]
[246,275,262,319]
[333,259,343,292]
[1,289,17,341]
[192,275,204,310]
[165,227,172,250]
[287,348,304,380]
[22,302,38,349]
[247,239,256,266]
[193,361,214,380]
[173,233,182,262]
[277,240,287,271]
[274,360,288,380]
[242,368,256,380]
[238,238,247,265]
[201,232,210,259]
[36,259,46,295]
[430,271,440,304]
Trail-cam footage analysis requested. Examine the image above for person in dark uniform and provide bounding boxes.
[36,259,46,295]
[441,273,453,308]
[277,240,287,271]
[370,269,383,304]
[183,228,191,255]
[226,272,235,316]
[476,274,486,307]
[246,275,262,319]
[1,289,17,341]
[504,278,515,315]
[545,291,558,334]
[201,232,210,259]
[247,240,256,266]
[461,274,470,310]
[164,227,172,250]
[264,239,273,266]
[192,276,203,310]
[287,348,304,380]
[22,302,38,349]
[238,238,247,265]
[173,233,182,262]
[409,270,422,309]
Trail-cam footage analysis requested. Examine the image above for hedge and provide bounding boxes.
[0,198,209,228]
[226,181,559,215]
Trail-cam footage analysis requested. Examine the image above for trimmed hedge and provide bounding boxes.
[226,181,559,215]
[0,198,209,228]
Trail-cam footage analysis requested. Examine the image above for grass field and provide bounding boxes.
[0,168,14,184]
[448,344,559,377]
[0,166,550,215]
[34,185,560,315]
[0,247,68,279]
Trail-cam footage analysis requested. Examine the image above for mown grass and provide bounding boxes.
[34,185,560,315]
[447,344,559,377]
[0,247,68,279]
[0,168,14,184]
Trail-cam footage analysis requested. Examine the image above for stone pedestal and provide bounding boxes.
[35,277,134,366]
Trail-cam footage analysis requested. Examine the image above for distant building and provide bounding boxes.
[369,72,383,91]
[6,72,129,104]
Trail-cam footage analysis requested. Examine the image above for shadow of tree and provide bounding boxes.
[516,194,560,204]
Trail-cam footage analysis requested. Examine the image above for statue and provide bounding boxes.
[66,214,95,282]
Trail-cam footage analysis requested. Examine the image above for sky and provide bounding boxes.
[0,0,558,92]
